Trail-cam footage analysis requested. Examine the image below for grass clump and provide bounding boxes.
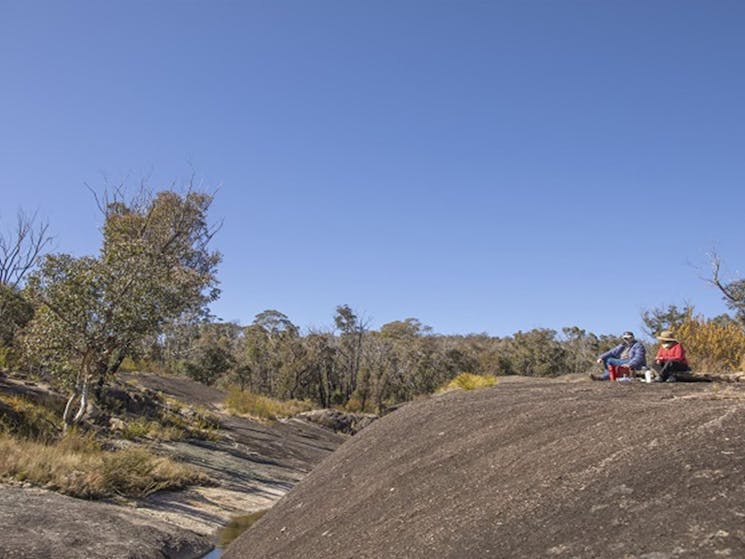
[225,386,314,421]
[0,393,60,442]
[0,430,207,498]
[439,372,498,393]
[217,510,268,547]
[120,417,186,442]
[101,447,206,497]
[118,398,220,442]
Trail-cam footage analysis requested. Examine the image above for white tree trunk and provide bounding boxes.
[62,377,89,431]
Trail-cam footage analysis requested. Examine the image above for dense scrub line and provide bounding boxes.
[126,308,745,415]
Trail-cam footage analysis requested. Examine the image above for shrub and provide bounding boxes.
[675,314,745,372]
[118,356,142,372]
[225,386,314,421]
[439,372,498,393]
[343,397,363,413]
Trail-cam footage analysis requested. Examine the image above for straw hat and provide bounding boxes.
[656,330,678,342]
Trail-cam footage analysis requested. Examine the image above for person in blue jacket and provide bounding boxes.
[591,331,646,381]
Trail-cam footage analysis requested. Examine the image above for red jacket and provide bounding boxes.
[656,343,688,366]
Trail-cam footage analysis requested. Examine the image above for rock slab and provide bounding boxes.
[0,486,212,559]
[225,378,745,559]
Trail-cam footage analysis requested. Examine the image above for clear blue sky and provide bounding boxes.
[2,1,744,337]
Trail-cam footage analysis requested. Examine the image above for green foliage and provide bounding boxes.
[234,311,312,400]
[20,188,221,425]
[501,329,568,377]
[175,323,235,386]
[0,284,34,348]
[215,311,611,413]
[642,304,694,338]
[559,326,603,376]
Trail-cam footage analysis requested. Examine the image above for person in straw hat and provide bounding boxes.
[653,330,690,382]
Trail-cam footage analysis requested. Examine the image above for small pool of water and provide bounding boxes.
[200,548,223,559]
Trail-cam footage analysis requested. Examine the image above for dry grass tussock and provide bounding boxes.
[439,372,498,393]
[0,430,208,498]
[225,386,315,421]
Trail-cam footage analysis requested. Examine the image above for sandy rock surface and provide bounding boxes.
[118,372,346,534]
[225,377,745,559]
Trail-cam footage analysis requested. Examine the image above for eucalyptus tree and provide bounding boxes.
[176,321,240,385]
[371,318,432,407]
[334,304,368,401]
[503,329,568,377]
[640,304,694,338]
[302,331,336,407]
[560,326,601,376]
[22,188,220,427]
[238,310,301,396]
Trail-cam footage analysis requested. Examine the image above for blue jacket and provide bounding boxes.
[600,341,646,370]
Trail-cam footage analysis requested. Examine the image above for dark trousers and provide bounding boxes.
[652,360,690,381]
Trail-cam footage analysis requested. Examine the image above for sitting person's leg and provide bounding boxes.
[593,357,631,381]
[655,360,689,382]
[606,357,630,379]
[615,364,633,378]
[652,359,691,382]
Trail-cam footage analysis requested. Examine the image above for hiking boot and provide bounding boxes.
[665,376,677,383]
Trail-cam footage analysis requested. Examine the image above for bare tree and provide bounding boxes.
[708,251,745,326]
[0,210,52,288]
[0,211,51,351]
